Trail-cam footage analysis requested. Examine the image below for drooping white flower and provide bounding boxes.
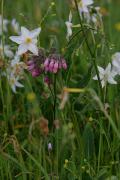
[112,52,120,75]
[11,52,27,76]
[1,50,26,93]
[0,42,14,58]
[65,11,73,41]
[78,0,93,14]
[9,26,41,55]
[93,63,117,88]
[11,19,20,34]
[8,74,24,93]
[0,15,9,35]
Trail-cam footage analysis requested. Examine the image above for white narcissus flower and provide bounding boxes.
[0,43,14,58]
[2,51,26,93]
[112,52,120,75]
[9,74,24,93]
[78,0,93,14]
[93,63,117,88]
[65,11,73,41]
[11,19,20,34]
[11,52,27,76]
[9,26,41,55]
[0,15,9,35]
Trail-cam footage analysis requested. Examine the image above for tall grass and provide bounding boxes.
[0,0,120,179]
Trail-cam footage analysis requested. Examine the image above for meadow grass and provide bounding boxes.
[0,0,120,179]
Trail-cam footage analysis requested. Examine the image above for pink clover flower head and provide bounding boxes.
[44,53,67,74]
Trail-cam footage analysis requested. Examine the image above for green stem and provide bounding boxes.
[1,0,5,59]
[74,0,104,101]
[97,126,102,172]
[53,74,57,121]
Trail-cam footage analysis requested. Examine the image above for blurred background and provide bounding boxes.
[2,0,120,51]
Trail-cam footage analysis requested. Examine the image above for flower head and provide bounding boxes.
[11,19,20,34]
[112,52,120,75]
[2,51,26,93]
[11,52,27,77]
[93,63,117,88]
[9,26,41,55]
[27,48,45,77]
[78,0,93,14]
[65,11,73,41]
[48,142,52,151]
[8,74,24,93]
[0,42,14,58]
[44,53,67,74]
[0,15,9,35]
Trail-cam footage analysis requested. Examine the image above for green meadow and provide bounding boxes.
[0,0,120,179]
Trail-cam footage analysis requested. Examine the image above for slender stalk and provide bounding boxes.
[1,0,4,59]
[97,127,102,172]
[53,74,57,120]
[53,74,59,178]
[0,0,6,123]
[74,0,104,101]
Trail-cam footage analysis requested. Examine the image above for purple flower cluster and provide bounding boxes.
[44,54,67,74]
[27,49,45,77]
[27,60,42,77]
[27,49,68,78]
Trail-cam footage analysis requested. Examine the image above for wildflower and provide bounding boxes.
[115,23,120,31]
[2,51,26,93]
[27,59,41,77]
[91,7,102,25]
[48,142,52,151]
[11,19,20,34]
[0,15,9,35]
[8,74,24,93]
[27,48,45,77]
[64,159,69,168]
[112,52,120,75]
[78,0,93,14]
[93,63,117,88]
[27,92,36,102]
[65,11,73,41]
[81,166,86,171]
[9,26,41,55]
[44,53,67,74]
[0,42,14,58]
[11,52,26,77]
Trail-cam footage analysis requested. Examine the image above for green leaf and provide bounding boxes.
[83,122,95,161]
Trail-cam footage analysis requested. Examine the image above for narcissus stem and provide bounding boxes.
[74,0,104,102]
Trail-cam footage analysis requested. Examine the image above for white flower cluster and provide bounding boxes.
[6,26,41,93]
[0,15,20,35]
[0,15,41,93]
[65,0,102,41]
[93,53,120,88]
[2,52,27,93]
[0,42,13,58]
[78,0,102,25]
